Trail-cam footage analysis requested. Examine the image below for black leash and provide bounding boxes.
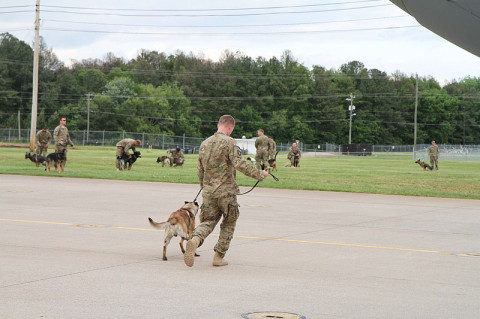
[193,188,202,203]
[238,171,279,195]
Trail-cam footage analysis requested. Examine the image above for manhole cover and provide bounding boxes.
[457,253,480,257]
[242,312,305,319]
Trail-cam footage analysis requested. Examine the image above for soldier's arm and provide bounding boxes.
[124,142,134,155]
[230,145,264,181]
[66,131,74,146]
[47,132,52,144]
[53,127,59,144]
[35,131,40,143]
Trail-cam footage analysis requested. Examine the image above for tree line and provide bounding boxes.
[1,32,479,145]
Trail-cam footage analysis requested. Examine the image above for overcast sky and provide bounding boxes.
[2,0,480,85]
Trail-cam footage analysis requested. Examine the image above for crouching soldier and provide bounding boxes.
[116,138,141,171]
[171,147,185,166]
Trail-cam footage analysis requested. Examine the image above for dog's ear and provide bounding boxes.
[194,201,199,207]
[185,201,189,204]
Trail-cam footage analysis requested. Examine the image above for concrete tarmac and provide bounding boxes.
[1,174,479,318]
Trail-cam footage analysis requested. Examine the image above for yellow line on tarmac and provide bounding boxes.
[0,218,453,255]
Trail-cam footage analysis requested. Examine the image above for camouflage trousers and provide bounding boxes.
[193,195,239,258]
[36,143,49,156]
[115,146,125,169]
[255,150,269,171]
[429,156,439,170]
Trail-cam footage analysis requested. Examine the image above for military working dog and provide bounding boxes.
[45,149,66,173]
[118,150,141,170]
[148,201,200,261]
[25,152,47,167]
[415,159,433,171]
[156,155,171,167]
[267,151,279,172]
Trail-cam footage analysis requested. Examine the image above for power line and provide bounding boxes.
[41,1,384,12]
[43,15,411,29]
[41,25,419,36]
[40,4,393,18]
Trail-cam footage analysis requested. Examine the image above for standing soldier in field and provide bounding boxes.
[184,115,268,268]
[254,129,270,171]
[115,138,141,171]
[35,127,52,156]
[428,140,440,170]
[54,117,75,168]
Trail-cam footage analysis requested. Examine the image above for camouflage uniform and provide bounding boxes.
[194,132,265,258]
[54,125,74,152]
[173,149,185,166]
[428,144,440,170]
[35,129,52,156]
[268,137,277,159]
[287,145,301,166]
[255,134,270,170]
[115,138,137,170]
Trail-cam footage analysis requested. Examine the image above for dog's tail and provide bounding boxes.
[148,217,169,230]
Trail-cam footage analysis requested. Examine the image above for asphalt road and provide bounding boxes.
[1,174,479,318]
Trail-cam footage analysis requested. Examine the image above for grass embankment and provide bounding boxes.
[1,145,479,199]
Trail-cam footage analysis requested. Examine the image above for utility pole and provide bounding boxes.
[346,93,355,144]
[18,110,21,141]
[86,93,92,143]
[413,74,418,160]
[29,0,41,152]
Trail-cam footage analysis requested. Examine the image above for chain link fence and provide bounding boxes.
[1,128,479,161]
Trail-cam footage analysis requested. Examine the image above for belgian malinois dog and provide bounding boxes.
[156,156,171,167]
[415,159,433,171]
[148,201,199,261]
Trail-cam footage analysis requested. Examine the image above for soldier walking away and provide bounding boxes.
[35,127,52,156]
[254,129,270,171]
[53,117,75,167]
[428,140,440,170]
[115,138,141,171]
[184,115,269,267]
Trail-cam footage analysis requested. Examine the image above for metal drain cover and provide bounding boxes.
[242,312,305,319]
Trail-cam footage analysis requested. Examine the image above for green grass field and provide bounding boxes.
[1,145,479,199]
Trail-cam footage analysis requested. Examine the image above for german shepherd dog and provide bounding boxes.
[25,152,47,167]
[45,149,66,173]
[293,154,300,168]
[415,159,433,171]
[148,201,200,261]
[156,155,171,167]
[119,151,141,170]
[267,151,279,172]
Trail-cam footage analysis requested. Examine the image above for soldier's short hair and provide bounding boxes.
[218,115,235,127]
[135,139,141,145]
[258,129,264,134]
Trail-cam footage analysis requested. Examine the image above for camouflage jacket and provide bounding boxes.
[172,150,184,160]
[36,130,52,145]
[428,145,439,157]
[255,135,270,152]
[198,132,265,197]
[287,146,301,159]
[116,138,137,155]
[54,125,74,146]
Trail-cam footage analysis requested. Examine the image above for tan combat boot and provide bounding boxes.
[184,236,201,267]
[212,251,228,266]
